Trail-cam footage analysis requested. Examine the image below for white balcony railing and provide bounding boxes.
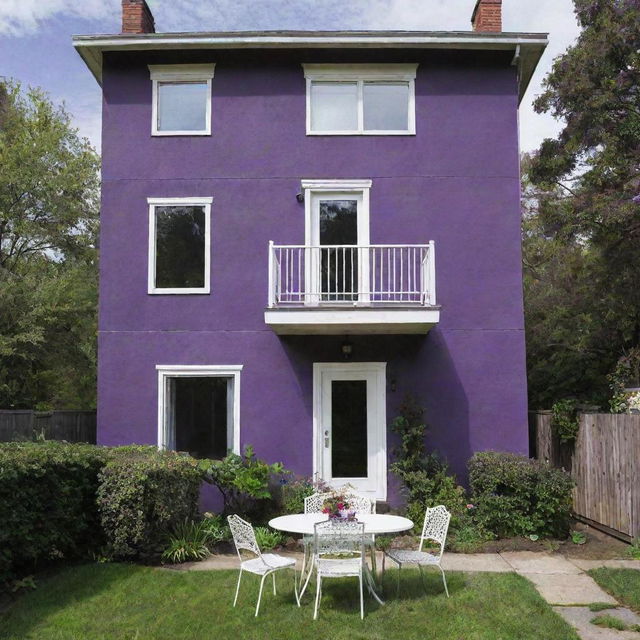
[268,242,436,308]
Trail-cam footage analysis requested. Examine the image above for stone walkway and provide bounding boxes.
[173,551,640,638]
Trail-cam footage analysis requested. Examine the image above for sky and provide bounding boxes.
[0,0,581,152]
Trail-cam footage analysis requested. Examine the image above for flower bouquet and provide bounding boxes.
[322,491,356,521]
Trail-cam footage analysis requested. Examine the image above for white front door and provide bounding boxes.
[313,362,386,500]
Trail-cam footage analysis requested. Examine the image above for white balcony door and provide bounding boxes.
[313,362,386,500]
[307,190,370,304]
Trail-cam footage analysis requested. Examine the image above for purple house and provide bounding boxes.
[74,0,547,505]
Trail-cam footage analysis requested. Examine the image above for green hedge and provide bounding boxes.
[468,451,574,538]
[97,448,202,561]
[0,442,108,588]
[0,443,204,590]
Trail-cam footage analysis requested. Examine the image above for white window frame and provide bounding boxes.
[156,364,242,456]
[149,64,215,136]
[147,196,212,295]
[303,64,417,136]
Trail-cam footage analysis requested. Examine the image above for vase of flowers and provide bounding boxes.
[322,492,356,521]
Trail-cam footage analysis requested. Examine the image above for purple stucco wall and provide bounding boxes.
[98,48,527,504]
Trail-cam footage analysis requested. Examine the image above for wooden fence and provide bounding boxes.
[533,412,640,541]
[0,410,96,444]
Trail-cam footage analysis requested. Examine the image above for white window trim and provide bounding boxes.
[149,64,215,136]
[147,196,212,295]
[156,364,242,456]
[303,64,417,136]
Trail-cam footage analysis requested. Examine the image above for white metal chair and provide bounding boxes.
[300,491,332,585]
[313,519,367,620]
[227,515,300,616]
[383,505,451,597]
[342,491,377,573]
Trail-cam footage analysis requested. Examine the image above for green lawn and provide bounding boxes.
[588,568,640,613]
[0,564,579,640]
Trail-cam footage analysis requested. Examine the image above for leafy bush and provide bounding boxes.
[390,397,467,530]
[201,513,231,545]
[200,446,285,521]
[551,399,579,443]
[254,527,284,551]
[0,441,108,590]
[468,452,574,538]
[280,476,320,515]
[97,448,202,561]
[161,520,213,564]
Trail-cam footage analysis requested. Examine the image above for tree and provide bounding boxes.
[525,0,640,408]
[0,81,100,409]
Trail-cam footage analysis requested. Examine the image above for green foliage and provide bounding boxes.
[161,520,213,564]
[0,81,100,410]
[97,448,202,561]
[390,397,467,529]
[551,399,580,443]
[254,527,284,551]
[468,452,574,539]
[626,537,640,560]
[588,602,617,612]
[590,615,627,631]
[0,441,108,590]
[447,519,494,554]
[200,446,285,521]
[280,476,321,515]
[524,1,640,408]
[571,530,587,545]
[589,568,640,614]
[607,349,640,412]
[200,513,231,545]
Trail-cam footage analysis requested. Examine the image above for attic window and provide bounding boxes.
[303,64,418,135]
[149,64,215,135]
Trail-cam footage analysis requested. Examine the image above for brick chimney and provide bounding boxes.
[471,0,502,32]
[122,0,155,34]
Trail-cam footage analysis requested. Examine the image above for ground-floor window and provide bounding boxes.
[156,365,242,458]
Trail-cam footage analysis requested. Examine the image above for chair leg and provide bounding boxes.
[256,573,269,617]
[313,571,322,620]
[233,568,243,607]
[439,565,449,598]
[370,545,377,580]
[272,573,277,595]
[300,544,308,584]
[359,572,364,620]
[418,564,428,594]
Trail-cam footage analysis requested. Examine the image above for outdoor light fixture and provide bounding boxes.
[296,192,304,203]
[341,339,353,360]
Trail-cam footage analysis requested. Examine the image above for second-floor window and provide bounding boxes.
[303,64,418,135]
[147,197,212,294]
[149,64,215,135]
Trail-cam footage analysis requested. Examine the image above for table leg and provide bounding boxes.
[363,560,385,606]
[299,547,315,599]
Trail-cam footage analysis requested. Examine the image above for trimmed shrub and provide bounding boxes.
[468,451,574,538]
[97,447,202,561]
[0,441,108,589]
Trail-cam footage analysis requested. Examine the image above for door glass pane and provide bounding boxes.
[331,380,368,478]
[157,82,208,132]
[310,82,358,131]
[319,199,358,301]
[173,377,229,458]
[155,205,206,289]
[363,82,409,131]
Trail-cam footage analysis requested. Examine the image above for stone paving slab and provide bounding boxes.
[554,606,640,640]
[569,559,640,572]
[500,551,583,574]
[524,573,618,606]
[441,553,512,572]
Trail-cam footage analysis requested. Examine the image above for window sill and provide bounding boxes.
[151,130,211,137]
[306,130,416,136]
[148,289,210,295]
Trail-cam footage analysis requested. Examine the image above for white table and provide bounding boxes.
[269,513,413,605]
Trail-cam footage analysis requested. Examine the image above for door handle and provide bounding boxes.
[324,430,330,448]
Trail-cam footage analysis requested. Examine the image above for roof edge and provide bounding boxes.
[72,30,548,103]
